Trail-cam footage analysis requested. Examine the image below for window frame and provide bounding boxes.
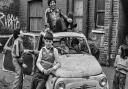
[95,0,105,29]
[27,0,43,32]
[72,0,84,32]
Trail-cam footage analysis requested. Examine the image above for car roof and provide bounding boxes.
[53,32,85,38]
[23,32,86,38]
[23,32,39,36]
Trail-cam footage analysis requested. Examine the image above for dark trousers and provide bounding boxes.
[30,72,49,89]
[12,58,23,89]
[52,18,67,32]
[112,70,126,89]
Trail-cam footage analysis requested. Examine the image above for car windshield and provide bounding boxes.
[53,36,89,54]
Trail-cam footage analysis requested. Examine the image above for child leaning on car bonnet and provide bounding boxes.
[30,31,61,89]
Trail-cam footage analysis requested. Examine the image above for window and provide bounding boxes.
[73,0,83,32]
[95,0,105,28]
[28,1,43,31]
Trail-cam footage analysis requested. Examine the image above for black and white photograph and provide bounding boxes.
[0,0,128,89]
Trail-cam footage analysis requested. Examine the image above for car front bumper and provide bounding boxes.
[55,77,109,89]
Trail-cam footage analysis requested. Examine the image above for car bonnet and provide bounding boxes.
[54,54,102,78]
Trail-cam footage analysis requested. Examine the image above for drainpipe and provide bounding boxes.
[83,0,89,39]
[108,0,114,66]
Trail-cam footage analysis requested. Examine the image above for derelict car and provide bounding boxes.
[2,32,109,89]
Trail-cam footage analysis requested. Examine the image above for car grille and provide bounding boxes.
[71,85,96,89]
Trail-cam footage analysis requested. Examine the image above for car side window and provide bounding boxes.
[35,36,40,50]
[7,36,14,48]
[22,35,34,50]
[38,35,45,51]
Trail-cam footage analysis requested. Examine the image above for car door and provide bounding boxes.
[22,35,35,75]
[2,34,36,75]
[2,35,15,72]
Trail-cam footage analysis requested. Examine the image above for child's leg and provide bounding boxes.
[55,18,67,32]
[30,73,39,89]
[112,70,120,89]
[119,73,126,89]
[12,58,23,89]
[36,78,47,89]
[34,73,49,89]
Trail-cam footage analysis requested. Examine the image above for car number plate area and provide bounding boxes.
[71,85,96,89]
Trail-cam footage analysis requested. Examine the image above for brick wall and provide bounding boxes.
[99,0,119,66]
[99,0,112,65]
[19,0,31,31]
[110,0,119,61]
[88,0,95,34]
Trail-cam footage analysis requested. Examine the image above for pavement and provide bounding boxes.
[0,53,128,89]
[0,54,32,89]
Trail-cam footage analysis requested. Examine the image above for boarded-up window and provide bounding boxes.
[73,0,83,32]
[95,0,105,28]
[29,1,43,31]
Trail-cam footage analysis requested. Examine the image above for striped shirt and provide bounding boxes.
[12,37,24,58]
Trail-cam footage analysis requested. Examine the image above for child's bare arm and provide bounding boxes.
[36,49,44,72]
[53,48,61,70]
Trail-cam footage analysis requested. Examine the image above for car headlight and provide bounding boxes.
[99,77,107,87]
[56,81,65,89]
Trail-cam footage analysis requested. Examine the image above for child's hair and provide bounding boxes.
[60,38,66,43]
[120,45,128,59]
[48,0,56,6]
[71,38,79,47]
[44,31,53,40]
[13,28,20,40]
[60,38,68,46]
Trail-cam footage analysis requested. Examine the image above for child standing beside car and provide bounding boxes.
[11,29,27,89]
[30,31,61,89]
[112,45,128,89]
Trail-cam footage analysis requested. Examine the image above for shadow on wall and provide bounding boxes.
[118,0,128,47]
